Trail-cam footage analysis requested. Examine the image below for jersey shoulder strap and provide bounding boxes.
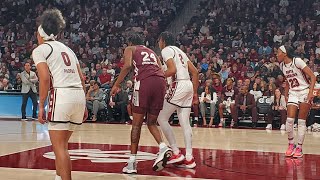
[43,42,53,60]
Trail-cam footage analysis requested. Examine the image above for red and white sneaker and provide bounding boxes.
[293,146,303,158]
[167,153,185,164]
[174,157,196,169]
[285,143,296,157]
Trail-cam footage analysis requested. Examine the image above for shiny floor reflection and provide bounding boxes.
[0,120,320,179]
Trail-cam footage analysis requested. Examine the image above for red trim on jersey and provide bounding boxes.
[47,88,56,121]
[300,69,310,84]
[166,82,178,102]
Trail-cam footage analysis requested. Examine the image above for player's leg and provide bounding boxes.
[157,101,181,164]
[285,104,298,157]
[122,108,145,174]
[176,107,196,168]
[293,102,311,158]
[218,103,225,127]
[147,109,173,171]
[49,130,72,180]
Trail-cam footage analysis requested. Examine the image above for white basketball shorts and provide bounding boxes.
[287,88,309,107]
[166,80,193,108]
[47,88,86,131]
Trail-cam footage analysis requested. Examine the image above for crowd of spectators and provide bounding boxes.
[181,0,320,129]
[0,0,184,90]
[0,0,185,123]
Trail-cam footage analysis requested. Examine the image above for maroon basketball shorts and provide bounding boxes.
[132,76,166,116]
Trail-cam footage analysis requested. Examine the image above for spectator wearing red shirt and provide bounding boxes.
[117,58,124,69]
[97,68,111,89]
[228,64,241,81]
[212,78,223,97]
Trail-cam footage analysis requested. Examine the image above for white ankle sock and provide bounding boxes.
[129,154,136,162]
[159,142,167,150]
[55,175,62,180]
[185,154,193,161]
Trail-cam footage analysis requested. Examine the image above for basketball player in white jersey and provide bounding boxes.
[157,32,199,168]
[277,45,316,158]
[33,9,87,180]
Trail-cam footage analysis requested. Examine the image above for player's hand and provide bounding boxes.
[306,93,314,104]
[83,107,88,122]
[110,84,120,97]
[38,107,46,124]
[192,94,199,105]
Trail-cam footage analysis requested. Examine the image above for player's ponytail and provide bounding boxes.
[280,45,295,59]
[39,8,66,40]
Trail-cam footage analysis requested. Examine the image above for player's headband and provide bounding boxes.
[38,25,56,41]
[279,45,286,53]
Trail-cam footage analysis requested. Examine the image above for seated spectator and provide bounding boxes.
[265,82,276,96]
[107,88,128,123]
[307,90,320,130]
[212,77,223,96]
[13,73,22,91]
[107,64,115,80]
[266,88,287,130]
[125,80,134,120]
[218,78,238,127]
[258,42,272,56]
[219,64,229,83]
[249,82,263,101]
[259,81,268,95]
[97,67,112,89]
[0,78,13,91]
[231,85,258,128]
[236,79,243,89]
[86,82,106,122]
[200,85,217,127]
[89,70,98,81]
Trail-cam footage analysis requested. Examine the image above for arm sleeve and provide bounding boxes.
[295,58,307,69]
[161,47,175,62]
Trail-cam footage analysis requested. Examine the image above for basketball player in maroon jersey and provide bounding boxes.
[110,34,172,174]
[277,45,316,158]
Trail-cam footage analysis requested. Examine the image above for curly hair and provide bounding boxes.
[39,8,66,36]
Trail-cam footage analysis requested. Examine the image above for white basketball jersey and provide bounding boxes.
[161,46,190,83]
[32,41,82,88]
[280,57,310,91]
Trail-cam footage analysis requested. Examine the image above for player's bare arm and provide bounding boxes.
[187,61,199,105]
[284,80,289,102]
[36,62,50,124]
[77,63,89,121]
[164,58,177,77]
[302,66,316,102]
[111,46,133,96]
